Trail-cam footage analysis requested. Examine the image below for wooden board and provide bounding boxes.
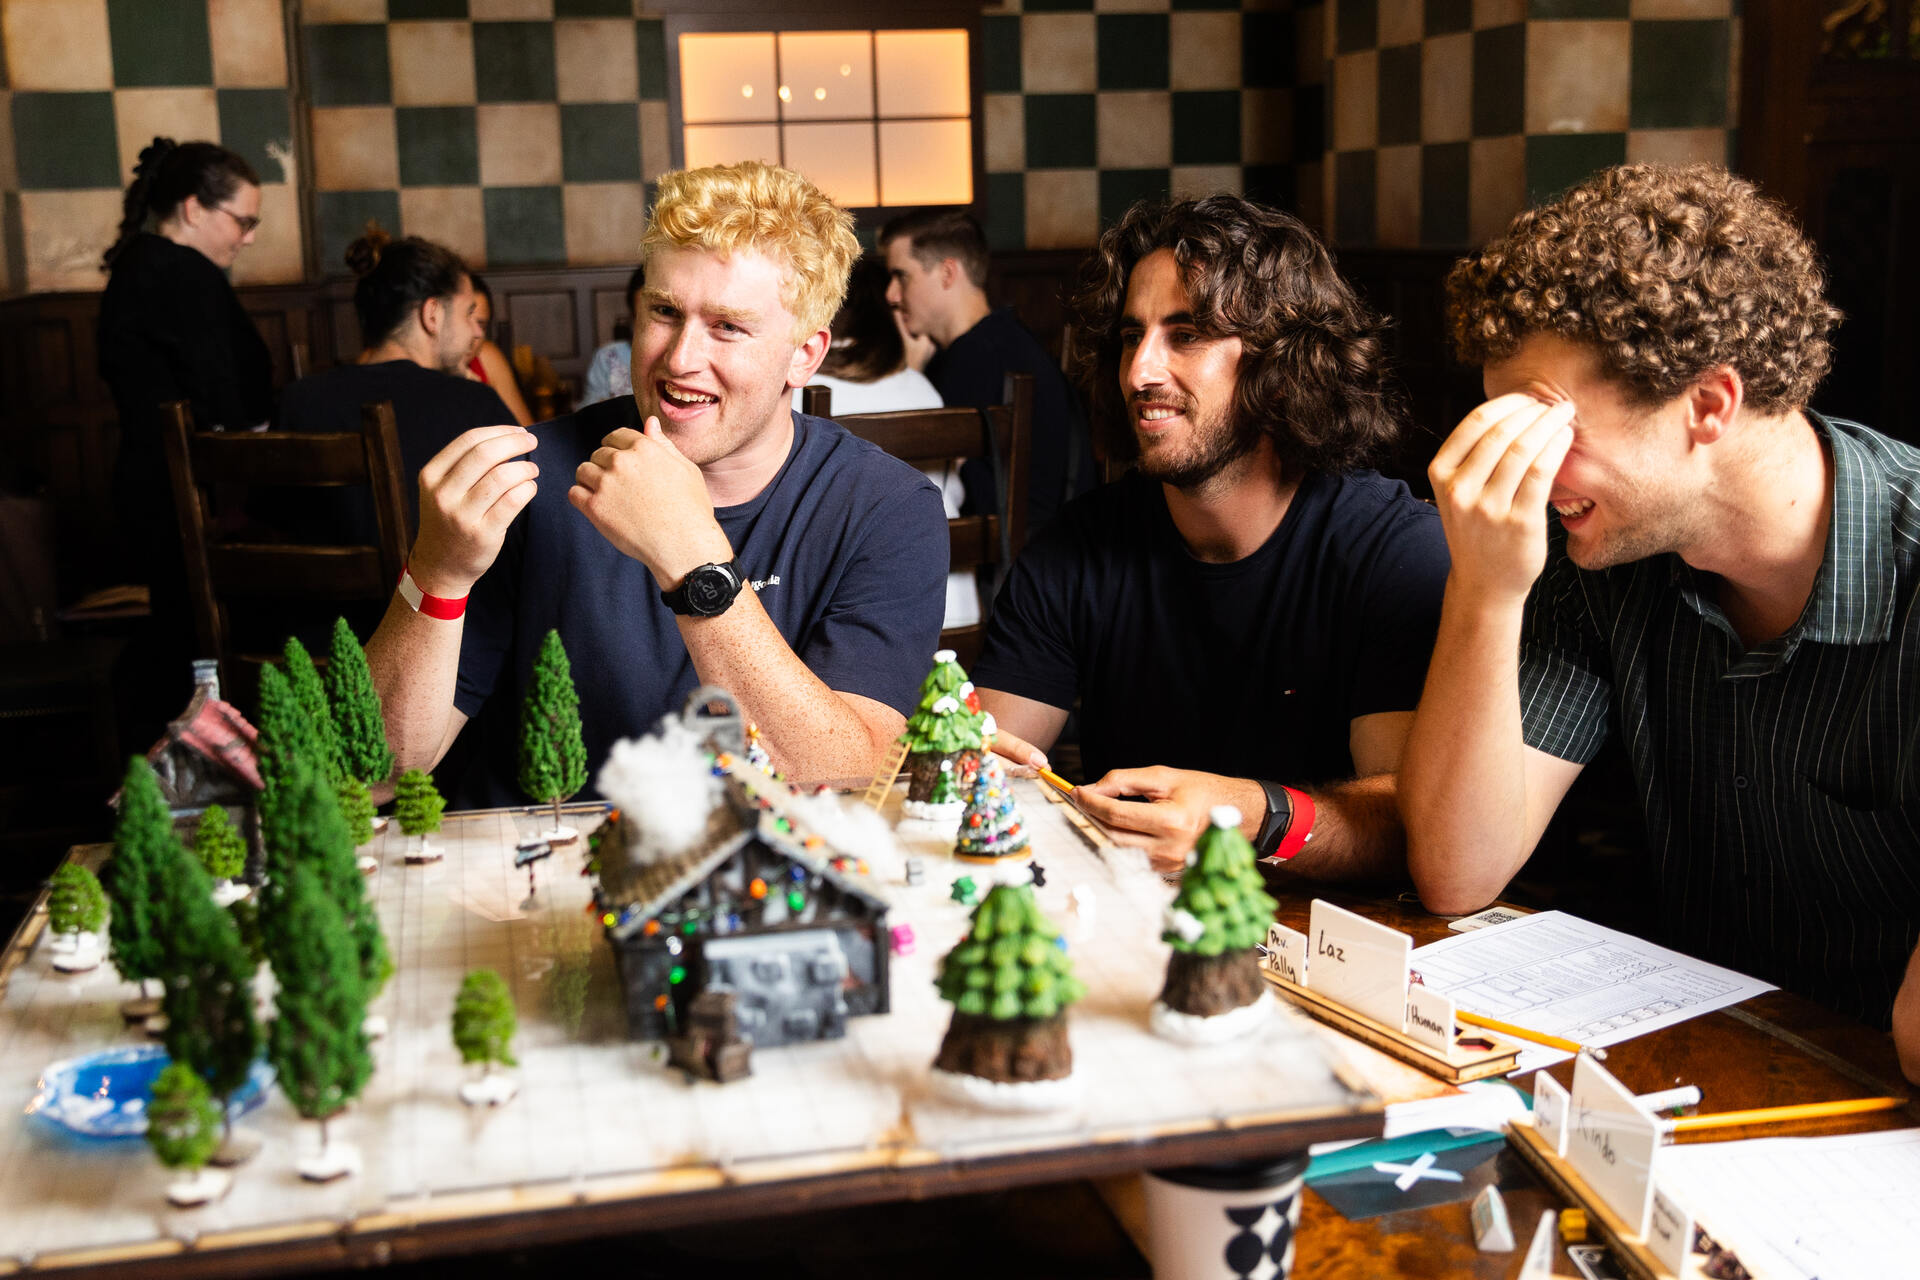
[1507,1121,1712,1280]
[0,781,1380,1276]
[1262,969,1522,1084]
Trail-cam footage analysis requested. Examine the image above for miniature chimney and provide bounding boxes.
[191,659,221,702]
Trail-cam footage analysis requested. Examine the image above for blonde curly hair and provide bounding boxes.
[1447,163,1841,412]
[644,161,860,345]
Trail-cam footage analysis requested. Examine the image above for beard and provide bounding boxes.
[1133,394,1264,491]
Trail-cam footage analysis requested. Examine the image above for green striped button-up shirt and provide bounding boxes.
[1520,413,1920,1026]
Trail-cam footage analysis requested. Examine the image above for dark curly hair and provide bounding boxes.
[345,224,470,347]
[1446,163,1841,413]
[1070,196,1402,473]
[103,137,258,270]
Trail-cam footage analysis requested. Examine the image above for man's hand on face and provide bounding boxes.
[569,416,735,587]
[1428,393,1576,605]
[409,425,541,597]
[893,307,936,373]
[1074,766,1259,874]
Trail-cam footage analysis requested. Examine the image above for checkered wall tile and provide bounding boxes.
[1,0,301,293]
[1323,0,1740,249]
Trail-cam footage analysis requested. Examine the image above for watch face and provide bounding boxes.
[684,564,738,615]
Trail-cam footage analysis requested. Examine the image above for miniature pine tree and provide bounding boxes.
[335,774,375,848]
[192,804,247,883]
[282,637,346,785]
[146,1062,221,1177]
[47,863,108,939]
[104,757,185,994]
[518,629,588,834]
[955,755,1030,860]
[261,756,392,1005]
[937,882,1086,1021]
[156,842,262,1118]
[1157,807,1280,1021]
[394,769,445,838]
[325,617,394,787]
[254,663,322,885]
[451,969,518,1075]
[268,861,372,1153]
[899,650,986,756]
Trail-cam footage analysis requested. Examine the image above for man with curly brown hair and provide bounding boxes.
[1401,163,1920,1078]
[976,196,1450,877]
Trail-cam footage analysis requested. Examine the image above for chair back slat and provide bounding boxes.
[799,384,831,418]
[204,545,390,598]
[184,431,375,486]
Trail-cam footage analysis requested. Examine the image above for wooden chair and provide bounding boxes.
[801,373,1033,669]
[160,400,407,707]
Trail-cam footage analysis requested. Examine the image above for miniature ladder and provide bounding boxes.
[863,740,911,810]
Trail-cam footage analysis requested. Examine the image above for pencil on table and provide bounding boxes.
[1036,767,1075,796]
[1455,1009,1604,1059]
[1665,1096,1907,1134]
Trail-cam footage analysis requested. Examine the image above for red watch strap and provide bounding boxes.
[1271,786,1316,861]
[397,566,468,620]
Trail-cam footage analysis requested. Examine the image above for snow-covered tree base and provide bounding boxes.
[371,815,390,834]
[900,798,965,822]
[143,1013,169,1036]
[297,1141,361,1183]
[210,880,251,908]
[928,1068,1080,1113]
[403,839,443,865]
[364,1014,388,1040]
[356,853,381,874]
[540,824,580,846]
[209,1126,262,1167]
[1149,990,1276,1045]
[165,1167,232,1207]
[459,1072,520,1107]
[51,936,103,973]
[120,994,163,1022]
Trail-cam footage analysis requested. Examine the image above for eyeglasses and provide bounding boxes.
[213,205,262,234]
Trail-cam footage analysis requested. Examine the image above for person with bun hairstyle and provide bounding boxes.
[363,162,947,804]
[276,228,510,551]
[974,195,1449,877]
[97,137,272,741]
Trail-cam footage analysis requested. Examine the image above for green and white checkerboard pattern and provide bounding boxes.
[1,0,301,293]
[1323,0,1740,249]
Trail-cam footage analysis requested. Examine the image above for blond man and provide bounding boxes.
[367,162,948,797]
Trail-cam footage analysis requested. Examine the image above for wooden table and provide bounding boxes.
[0,786,1380,1278]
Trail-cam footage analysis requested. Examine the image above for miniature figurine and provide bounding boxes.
[269,861,372,1182]
[104,757,183,1019]
[326,616,396,836]
[1027,860,1047,888]
[931,870,1087,1110]
[394,768,446,862]
[666,988,752,1083]
[519,629,588,845]
[515,838,552,903]
[954,754,1030,862]
[147,1062,230,1206]
[1150,806,1279,1044]
[898,650,986,820]
[452,969,520,1106]
[193,803,251,907]
[949,875,979,905]
[889,923,917,956]
[46,862,108,973]
[904,856,926,887]
[743,722,776,776]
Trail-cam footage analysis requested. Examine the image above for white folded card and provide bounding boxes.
[1404,983,1454,1050]
[1532,1069,1571,1158]
[1304,899,1411,1027]
[1569,1052,1661,1237]
[1264,922,1306,985]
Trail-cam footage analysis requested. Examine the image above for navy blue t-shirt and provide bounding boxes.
[450,397,949,805]
[971,469,1450,785]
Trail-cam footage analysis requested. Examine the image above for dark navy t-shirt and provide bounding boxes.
[971,469,1450,785]
[451,397,949,805]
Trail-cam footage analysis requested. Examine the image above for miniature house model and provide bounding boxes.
[131,660,265,864]
[592,688,894,1047]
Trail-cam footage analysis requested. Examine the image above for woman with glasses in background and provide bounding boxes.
[97,137,272,744]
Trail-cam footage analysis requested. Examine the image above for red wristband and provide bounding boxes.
[1271,786,1316,861]
[397,566,468,620]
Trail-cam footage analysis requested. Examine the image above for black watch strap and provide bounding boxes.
[1254,779,1293,857]
[660,559,744,617]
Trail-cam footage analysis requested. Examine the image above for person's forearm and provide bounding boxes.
[364,593,467,774]
[679,593,896,783]
[1399,579,1536,913]
[1269,774,1407,886]
[1893,948,1920,1085]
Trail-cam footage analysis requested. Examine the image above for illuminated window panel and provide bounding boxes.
[683,123,781,171]
[784,123,879,208]
[680,33,776,124]
[874,30,969,119]
[878,119,972,207]
[776,31,874,122]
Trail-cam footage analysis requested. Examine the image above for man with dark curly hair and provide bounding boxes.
[1400,163,1920,1078]
[976,196,1450,876]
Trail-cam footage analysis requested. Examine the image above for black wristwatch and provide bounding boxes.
[661,559,745,617]
[1254,779,1293,857]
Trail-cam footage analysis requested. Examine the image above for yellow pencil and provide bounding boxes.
[1666,1096,1907,1133]
[1036,767,1075,796]
[1455,1009,1601,1058]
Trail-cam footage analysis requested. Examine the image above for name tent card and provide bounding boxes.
[1404,983,1454,1050]
[1264,923,1307,984]
[1646,1186,1694,1273]
[1305,899,1412,1027]
[1532,1070,1571,1157]
[1569,1052,1661,1237]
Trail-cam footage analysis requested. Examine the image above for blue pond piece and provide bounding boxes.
[26,1044,274,1140]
